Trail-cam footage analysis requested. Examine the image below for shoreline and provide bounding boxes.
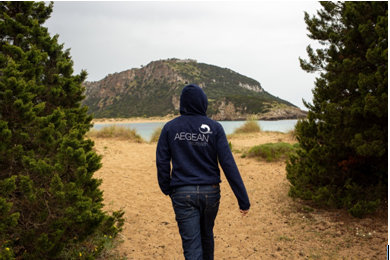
[91,116,303,125]
[92,116,177,125]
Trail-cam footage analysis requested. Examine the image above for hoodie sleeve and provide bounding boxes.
[216,124,250,210]
[156,125,172,195]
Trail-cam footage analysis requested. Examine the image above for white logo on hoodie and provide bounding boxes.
[173,124,212,145]
[199,124,212,134]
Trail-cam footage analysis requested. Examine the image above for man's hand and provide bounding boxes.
[240,209,249,217]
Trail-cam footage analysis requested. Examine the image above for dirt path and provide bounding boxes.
[92,132,387,259]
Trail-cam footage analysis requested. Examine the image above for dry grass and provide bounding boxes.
[87,125,143,143]
[233,120,261,134]
[286,129,297,141]
[149,127,162,143]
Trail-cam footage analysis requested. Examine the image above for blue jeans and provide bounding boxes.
[170,184,221,260]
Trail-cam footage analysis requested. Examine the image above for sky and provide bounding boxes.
[45,1,322,110]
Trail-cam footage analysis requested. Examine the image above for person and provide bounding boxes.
[156,84,250,260]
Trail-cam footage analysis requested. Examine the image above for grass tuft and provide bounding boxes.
[88,125,144,142]
[149,127,162,143]
[244,142,299,162]
[286,129,297,141]
[233,120,261,134]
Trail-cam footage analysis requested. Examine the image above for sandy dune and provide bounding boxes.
[92,132,387,259]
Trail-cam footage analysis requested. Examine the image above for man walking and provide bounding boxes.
[156,84,250,260]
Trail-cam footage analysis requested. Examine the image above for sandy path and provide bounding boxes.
[93,132,387,259]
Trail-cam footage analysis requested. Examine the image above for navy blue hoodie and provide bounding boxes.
[156,84,250,210]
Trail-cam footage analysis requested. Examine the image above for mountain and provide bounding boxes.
[82,58,307,120]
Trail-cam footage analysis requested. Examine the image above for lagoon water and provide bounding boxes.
[93,119,298,142]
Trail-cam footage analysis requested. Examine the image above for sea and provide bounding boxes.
[93,119,298,142]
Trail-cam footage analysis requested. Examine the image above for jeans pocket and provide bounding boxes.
[171,194,191,208]
[171,194,196,221]
[205,192,221,209]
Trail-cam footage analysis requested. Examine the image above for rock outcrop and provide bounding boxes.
[83,58,307,120]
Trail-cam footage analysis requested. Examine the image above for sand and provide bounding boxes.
[92,131,387,259]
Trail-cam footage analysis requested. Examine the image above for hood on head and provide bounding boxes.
[179,84,208,116]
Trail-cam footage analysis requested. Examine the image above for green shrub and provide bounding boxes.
[88,125,143,142]
[245,142,299,162]
[149,127,162,143]
[286,1,387,217]
[59,210,125,259]
[233,120,261,134]
[348,200,380,218]
[0,2,124,258]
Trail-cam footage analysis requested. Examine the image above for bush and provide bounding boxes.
[0,2,124,258]
[348,200,380,219]
[233,120,261,134]
[286,1,387,217]
[245,142,299,162]
[59,210,124,259]
[88,125,143,142]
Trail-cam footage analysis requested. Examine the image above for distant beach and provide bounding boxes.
[92,117,299,141]
[92,116,176,124]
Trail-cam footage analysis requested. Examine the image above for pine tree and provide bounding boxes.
[0,2,123,258]
[287,2,387,217]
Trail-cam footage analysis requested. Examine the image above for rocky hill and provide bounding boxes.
[83,58,307,120]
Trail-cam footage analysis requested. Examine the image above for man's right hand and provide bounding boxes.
[240,209,249,217]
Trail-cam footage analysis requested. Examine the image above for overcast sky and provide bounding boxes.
[45,1,322,110]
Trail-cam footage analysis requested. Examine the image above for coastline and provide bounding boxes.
[91,115,177,124]
[91,115,306,125]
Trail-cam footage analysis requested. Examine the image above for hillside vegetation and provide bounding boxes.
[83,59,306,120]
